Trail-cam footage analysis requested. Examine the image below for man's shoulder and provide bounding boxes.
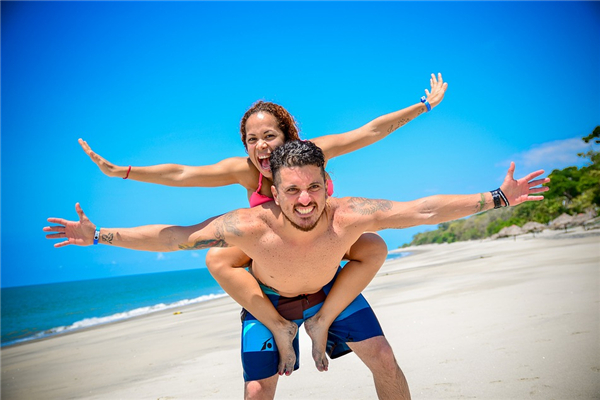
[229,204,275,229]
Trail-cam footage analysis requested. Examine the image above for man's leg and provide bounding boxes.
[244,375,279,400]
[241,292,303,400]
[347,336,411,400]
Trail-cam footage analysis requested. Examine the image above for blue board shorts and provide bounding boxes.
[240,268,384,382]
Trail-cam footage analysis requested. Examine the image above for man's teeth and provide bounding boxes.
[296,207,314,215]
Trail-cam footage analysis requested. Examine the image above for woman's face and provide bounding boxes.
[245,112,286,178]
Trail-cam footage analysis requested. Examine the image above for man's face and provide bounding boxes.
[271,165,328,232]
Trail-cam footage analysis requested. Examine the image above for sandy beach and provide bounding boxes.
[2,227,599,399]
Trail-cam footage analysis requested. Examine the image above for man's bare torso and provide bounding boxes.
[235,199,365,297]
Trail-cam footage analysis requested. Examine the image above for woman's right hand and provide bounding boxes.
[78,138,125,178]
[424,73,448,109]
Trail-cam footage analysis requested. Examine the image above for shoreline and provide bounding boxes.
[1,293,230,350]
[2,227,598,399]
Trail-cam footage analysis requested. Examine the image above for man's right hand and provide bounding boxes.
[44,203,96,248]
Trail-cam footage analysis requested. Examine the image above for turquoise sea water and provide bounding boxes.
[1,268,225,347]
[1,252,408,347]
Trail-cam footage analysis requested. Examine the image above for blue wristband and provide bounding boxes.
[420,96,431,112]
[93,227,100,245]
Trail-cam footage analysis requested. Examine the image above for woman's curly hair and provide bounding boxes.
[240,101,301,150]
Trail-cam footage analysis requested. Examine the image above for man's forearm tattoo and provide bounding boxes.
[478,193,486,212]
[101,232,113,244]
[349,197,393,215]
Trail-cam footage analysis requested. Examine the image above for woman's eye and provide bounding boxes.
[247,138,256,144]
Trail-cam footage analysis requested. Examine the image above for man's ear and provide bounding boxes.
[271,185,279,205]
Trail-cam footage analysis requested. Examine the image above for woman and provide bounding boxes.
[79,73,447,375]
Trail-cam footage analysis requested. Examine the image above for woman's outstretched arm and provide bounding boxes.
[312,73,448,160]
[79,138,253,188]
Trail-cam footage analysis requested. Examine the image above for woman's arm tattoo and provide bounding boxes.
[387,118,413,134]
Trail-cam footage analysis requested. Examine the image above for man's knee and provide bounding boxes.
[351,232,388,264]
[351,336,399,371]
[205,248,227,271]
[244,376,278,400]
[205,247,251,272]
[371,337,398,368]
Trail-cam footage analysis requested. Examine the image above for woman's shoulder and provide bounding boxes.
[225,156,260,190]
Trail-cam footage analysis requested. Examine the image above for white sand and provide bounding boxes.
[2,227,599,399]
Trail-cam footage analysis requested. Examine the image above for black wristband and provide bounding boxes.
[490,189,502,209]
[490,188,510,208]
[498,188,510,207]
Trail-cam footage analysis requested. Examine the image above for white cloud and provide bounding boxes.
[157,253,165,261]
[500,137,598,171]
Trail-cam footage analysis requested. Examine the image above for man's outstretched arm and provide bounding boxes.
[44,203,232,252]
[359,162,550,231]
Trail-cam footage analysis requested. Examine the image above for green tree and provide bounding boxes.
[401,127,599,247]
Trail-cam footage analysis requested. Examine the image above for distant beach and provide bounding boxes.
[2,227,598,399]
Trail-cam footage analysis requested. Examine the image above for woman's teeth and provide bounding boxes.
[258,155,270,170]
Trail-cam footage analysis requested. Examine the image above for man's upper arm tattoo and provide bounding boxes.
[348,197,393,215]
[222,211,243,237]
[179,238,227,250]
[178,211,244,251]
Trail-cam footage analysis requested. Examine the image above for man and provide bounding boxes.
[45,140,549,400]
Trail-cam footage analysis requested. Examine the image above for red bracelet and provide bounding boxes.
[123,166,132,179]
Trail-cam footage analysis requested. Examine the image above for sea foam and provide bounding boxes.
[7,293,227,346]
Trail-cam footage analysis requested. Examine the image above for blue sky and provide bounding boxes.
[2,1,599,288]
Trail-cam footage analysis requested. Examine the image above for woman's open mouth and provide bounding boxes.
[258,154,271,171]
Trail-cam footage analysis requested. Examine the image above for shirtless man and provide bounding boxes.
[45,140,549,400]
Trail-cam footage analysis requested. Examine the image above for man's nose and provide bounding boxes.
[298,191,311,205]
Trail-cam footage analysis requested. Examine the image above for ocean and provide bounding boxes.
[1,252,409,347]
[1,268,225,347]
